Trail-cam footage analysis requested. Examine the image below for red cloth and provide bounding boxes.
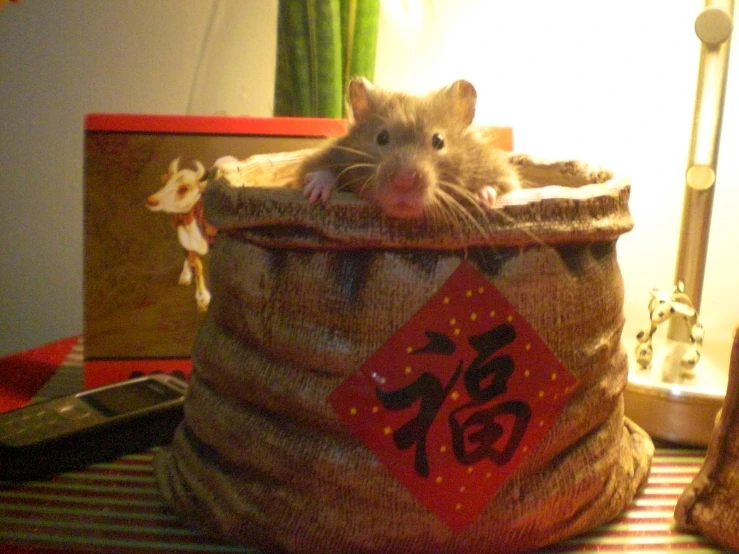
[0,336,78,413]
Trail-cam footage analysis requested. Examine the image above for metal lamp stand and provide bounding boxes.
[624,0,734,446]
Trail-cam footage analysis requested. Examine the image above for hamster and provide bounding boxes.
[297,78,520,220]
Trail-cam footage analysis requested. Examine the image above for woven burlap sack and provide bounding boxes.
[154,151,654,554]
[675,327,739,551]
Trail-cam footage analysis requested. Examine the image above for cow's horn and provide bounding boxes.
[169,157,180,175]
[195,160,205,181]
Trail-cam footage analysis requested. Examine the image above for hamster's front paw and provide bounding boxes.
[303,169,336,204]
[477,185,498,207]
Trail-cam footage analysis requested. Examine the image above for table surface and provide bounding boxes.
[0,338,733,553]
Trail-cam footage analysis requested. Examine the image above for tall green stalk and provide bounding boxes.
[342,0,380,85]
[274,0,380,118]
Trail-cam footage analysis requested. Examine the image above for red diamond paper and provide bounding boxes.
[328,260,578,532]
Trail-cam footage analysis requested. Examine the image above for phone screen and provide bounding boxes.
[80,379,183,417]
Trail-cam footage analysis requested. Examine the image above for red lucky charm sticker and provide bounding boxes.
[328,260,578,532]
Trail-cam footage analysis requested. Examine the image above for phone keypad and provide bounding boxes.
[0,399,107,447]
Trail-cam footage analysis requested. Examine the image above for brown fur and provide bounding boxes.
[297,78,520,220]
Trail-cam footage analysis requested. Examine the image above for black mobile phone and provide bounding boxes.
[0,374,187,481]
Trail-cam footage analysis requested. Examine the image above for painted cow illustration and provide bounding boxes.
[146,158,217,312]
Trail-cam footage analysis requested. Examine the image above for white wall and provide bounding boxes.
[373,0,739,365]
[1,0,737,363]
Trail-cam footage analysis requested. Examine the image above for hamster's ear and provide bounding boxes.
[445,80,477,126]
[347,77,374,124]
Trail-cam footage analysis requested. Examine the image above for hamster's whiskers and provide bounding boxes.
[335,162,377,177]
[356,175,376,198]
[335,162,377,196]
[431,186,492,241]
[329,144,377,160]
[435,180,549,249]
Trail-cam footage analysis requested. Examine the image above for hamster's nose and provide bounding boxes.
[390,167,422,192]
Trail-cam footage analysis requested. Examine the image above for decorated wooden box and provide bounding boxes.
[83,115,345,388]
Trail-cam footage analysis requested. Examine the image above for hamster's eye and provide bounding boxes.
[431,133,445,150]
[376,129,390,146]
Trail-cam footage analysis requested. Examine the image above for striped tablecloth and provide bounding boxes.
[0,340,732,553]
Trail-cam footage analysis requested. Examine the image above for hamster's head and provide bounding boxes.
[343,78,478,219]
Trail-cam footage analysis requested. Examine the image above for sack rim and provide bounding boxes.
[203,152,634,249]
